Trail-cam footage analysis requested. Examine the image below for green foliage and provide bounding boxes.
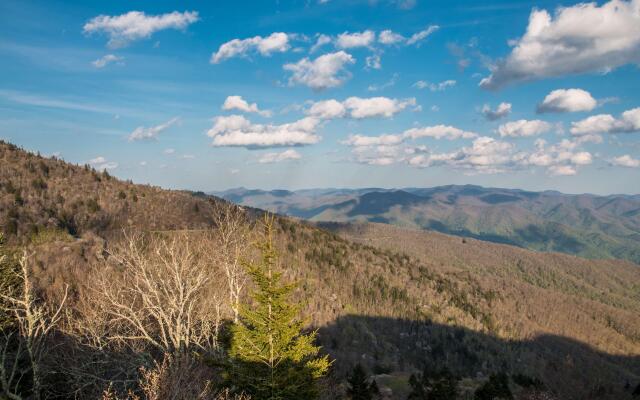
[228,216,330,400]
[118,190,127,200]
[474,373,513,400]
[347,364,378,400]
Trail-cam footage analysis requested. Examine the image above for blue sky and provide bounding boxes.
[1,0,639,194]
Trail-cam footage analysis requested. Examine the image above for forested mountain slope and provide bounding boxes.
[1,141,639,399]
[216,186,640,264]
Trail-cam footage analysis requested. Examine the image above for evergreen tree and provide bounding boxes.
[347,364,375,400]
[228,216,330,400]
[633,383,640,397]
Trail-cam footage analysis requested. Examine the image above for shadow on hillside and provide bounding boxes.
[316,314,640,400]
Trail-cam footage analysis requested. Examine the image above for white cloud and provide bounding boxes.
[367,73,398,92]
[207,115,321,148]
[310,34,332,53]
[498,119,552,137]
[409,136,516,174]
[522,138,593,175]
[403,125,478,140]
[258,149,302,163]
[163,148,175,154]
[570,107,640,135]
[128,117,179,141]
[378,30,405,45]
[366,54,382,69]
[83,10,199,48]
[91,54,124,68]
[482,102,512,121]
[343,97,416,119]
[611,154,640,167]
[537,89,597,113]
[222,95,272,117]
[306,96,416,119]
[407,25,439,45]
[336,30,376,49]
[414,80,456,92]
[88,156,118,171]
[341,134,404,147]
[284,51,355,90]
[211,32,290,63]
[547,165,577,176]
[480,0,640,89]
[306,99,346,119]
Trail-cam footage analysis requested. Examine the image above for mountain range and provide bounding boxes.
[215,186,640,264]
[1,141,639,399]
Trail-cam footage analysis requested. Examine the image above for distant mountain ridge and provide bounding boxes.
[214,185,640,264]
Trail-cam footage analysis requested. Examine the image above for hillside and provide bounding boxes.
[1,141,640,399]
[215,186,640,264]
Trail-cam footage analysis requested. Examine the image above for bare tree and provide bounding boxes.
[212,202,250,323]
[90,232,223,355]
[0,250,67,400]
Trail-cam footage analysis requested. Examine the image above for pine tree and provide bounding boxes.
[228,215,330,400]
[347,364,373,400]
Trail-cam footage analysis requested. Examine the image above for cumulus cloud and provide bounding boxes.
[570,107,640,135]
[365,53,382,69]
[378,30,406,45]
[83,10,199,48]
[128,117,179,141]
[206,115,321,148]
[306,96,416,119]
[310,34,332,53]
[403,125,478,140]
[341,134,404,147]
[611,154,640,167]
[480,0,640,89]
[91,54,124,68]
[521,138,593,175]
[258,149,302,163]
[408,136,516,174]
[407,25,440,45]
[343,97,416,119]
[413,80,456,92]
[211,32,290,63]
[336,30,376,49]
[537,89,597,113]
[284,51,355,90]
[222,95,272,117]
[482,102,512,121]
[306,99,346,119]
[88,156,118,171]
[498,119,552,137]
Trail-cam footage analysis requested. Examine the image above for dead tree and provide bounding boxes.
[212,202,250,323]
[0,250,67,400]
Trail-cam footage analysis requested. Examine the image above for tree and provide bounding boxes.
[228,215,330,400]
[633,382,640,397]
[212,202,250,323]
[347,364,377,400]
[0,243,67,400]
[89,232,223,354]
[407,367,458,400]
[475,373,513,400]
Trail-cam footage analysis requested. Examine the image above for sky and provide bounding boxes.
[1,0,640,195]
